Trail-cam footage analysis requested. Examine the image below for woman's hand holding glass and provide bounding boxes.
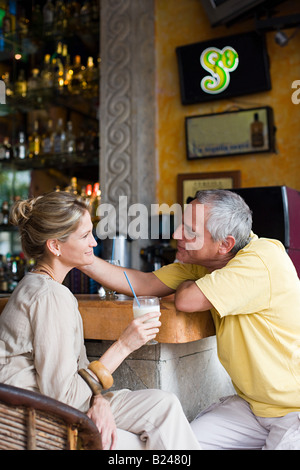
[118,310,161,353]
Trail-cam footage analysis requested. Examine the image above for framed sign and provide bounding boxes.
[185,106,275,160]
[176,31,271,105]
[177,171,241,206]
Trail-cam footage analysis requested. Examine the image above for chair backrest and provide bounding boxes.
[0,383,102,450]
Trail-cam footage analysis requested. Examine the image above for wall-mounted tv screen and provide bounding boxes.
[176,31,271,105]
[200,0,270,27]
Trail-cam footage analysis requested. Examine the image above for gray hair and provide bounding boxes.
[195,190,252,253]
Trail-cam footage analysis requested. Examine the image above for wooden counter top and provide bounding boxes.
[76,294,215,343]
[0,294,215,344]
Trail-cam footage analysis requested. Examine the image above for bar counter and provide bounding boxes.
[76,294,215,343]
[0,294,215,343]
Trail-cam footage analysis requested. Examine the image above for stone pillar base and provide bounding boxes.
[85,336,235,422]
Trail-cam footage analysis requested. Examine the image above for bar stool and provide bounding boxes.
[0,383,102,450]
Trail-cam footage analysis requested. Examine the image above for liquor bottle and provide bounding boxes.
[15,131,27,159]
[31,2,42,30]
[85,129,95,151]
[80,0,91,24]
[42,119,54,155]
[41,54,54,88]
[54,0,67,31]
[76,131,85,152]
[2,72,13,98]
[3,137,12,160]
[63,46,71,87]
[53,118,66,153]
[0,138,5,160]
[1,202,9,225]
[0,258,7,292]
[80,187,87,202]
[52,41,63,62]
[16,5,29,38]
[52,58,64,91]
[27,68,41,92]
[70,176,78,195]
[251,113,264,148]
[91,0,99,21]
[93,182,101,201]
[68,55,84,94]
[64,0,75,28]
[83,56,97,94]
[90,182,101,224]
[62,43,68,66]
[65,121,76,153]
[71,0,80,21]
[28,120,40,159]
[43,0,54,28]
[85,184,92,201]
[15,70,27,97]
[2,7,12,34]
[9,256,19,292]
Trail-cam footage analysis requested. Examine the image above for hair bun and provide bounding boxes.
[10,198,38,226]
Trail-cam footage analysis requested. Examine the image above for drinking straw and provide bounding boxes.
[111,237,115,261]
[123,271,140,307]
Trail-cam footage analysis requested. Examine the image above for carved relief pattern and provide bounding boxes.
[100,0,155,252]
[100,0,132,207]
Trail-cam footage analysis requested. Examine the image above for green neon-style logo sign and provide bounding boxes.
[200,46,239,94]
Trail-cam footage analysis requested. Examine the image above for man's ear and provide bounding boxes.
[218,236,235,254]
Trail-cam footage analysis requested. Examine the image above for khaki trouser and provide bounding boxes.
[191,395,300,450]
[104,388,202,450]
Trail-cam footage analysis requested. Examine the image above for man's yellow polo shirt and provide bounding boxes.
[154,234,300,417]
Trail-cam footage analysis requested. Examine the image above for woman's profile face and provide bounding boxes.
[58,210,97,268]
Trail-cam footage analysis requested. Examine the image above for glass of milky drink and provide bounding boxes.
[133,296,160,345]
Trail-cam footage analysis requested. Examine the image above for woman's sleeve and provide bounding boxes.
[30,289,92,412]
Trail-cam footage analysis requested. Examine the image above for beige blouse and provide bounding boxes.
[0,272,92,412]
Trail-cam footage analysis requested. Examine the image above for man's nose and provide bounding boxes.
[172,224,183,240]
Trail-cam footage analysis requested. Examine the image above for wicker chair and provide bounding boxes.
[0,383,102,450]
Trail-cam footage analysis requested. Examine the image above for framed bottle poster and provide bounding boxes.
[185,106,275,160]
[177,170,241,207]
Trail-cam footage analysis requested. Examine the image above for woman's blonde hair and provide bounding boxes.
[10,191,89,261]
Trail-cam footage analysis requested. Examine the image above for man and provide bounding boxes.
[82,190,300,450]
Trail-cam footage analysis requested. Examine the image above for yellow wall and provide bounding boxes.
[155,0,300,205]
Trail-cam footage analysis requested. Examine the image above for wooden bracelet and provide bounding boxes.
[78,369,103,396]
[88,361,114,390]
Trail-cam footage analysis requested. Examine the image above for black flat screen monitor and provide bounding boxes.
[200,0,271,27]
[231,187,289,247]
[176,31,271,105]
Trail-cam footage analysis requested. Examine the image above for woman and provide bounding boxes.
[0,191,201,450]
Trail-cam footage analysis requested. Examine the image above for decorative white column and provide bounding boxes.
[99,0,156,268]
